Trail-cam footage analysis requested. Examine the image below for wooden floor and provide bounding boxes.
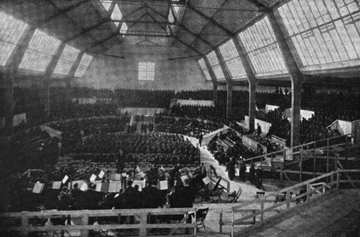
[232,189,360,237]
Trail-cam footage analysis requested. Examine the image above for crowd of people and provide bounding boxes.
[6,158,207,216]
[155,116,223,137]
[1,85,360,217]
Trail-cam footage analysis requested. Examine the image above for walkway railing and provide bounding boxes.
[0,207,197,237]
[220,169,360,237]
[243,134,352,179]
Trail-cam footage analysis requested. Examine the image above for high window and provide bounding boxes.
[53,45,80,76]
[219,39,247,80]
[277,0,360,71]
[0,12,28,66]
[238,16,288,77]
[206,51,225,81]
[75,53,93,78]
[198,58,212,81]
[138,62,155,81]
[19,29,61,72]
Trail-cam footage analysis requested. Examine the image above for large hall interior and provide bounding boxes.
[1,0,360,236]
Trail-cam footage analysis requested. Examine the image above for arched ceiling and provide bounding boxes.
[0,0,282,58]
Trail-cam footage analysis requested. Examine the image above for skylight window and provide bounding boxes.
[111,4,122,21]
[75,53,93,78]
[120,22,128,36]
[168,9,175,23]
[19,29,61,72]
[100,0,112,12]
[219,39,247,80]
[53,45,80,76]
[166,25,171,35]
[277,0,360,71]
[138,62,155,81]
[206,51,225,80]
[198,58,211,81]
[0,12,28,66]
[238,16,288,77]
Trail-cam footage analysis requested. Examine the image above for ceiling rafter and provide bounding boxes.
[149,3,214,49]
[168,2,214,48]
[248,0,272,12]
[172,34,201,56]
[38,0,88,26]
[177,23,214,48]
[126,12,149,31]
[187,2,233,36]
[64,19,111,44]
[45,0,105,49]
[86,32,120,51]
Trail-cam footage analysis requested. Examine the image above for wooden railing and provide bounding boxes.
[219,169,360,237]
[244,134,351,175]
[0,207,197,237]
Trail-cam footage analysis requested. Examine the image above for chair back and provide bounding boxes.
[196,207,209,221]
[234,188,242,201]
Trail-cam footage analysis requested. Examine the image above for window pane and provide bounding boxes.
[75,53,93,78]
[219,39,247,79]
[138,61,155,80]
[53,45,80,75]
[19,29,61,72]
[197,58,206,70]
[277,0,360,70]
[206,51,219,66]
[0,12,28,66]
[238,16,288,76]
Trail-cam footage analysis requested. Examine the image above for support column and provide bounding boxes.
[232,36,258,132]
[204,57,219,106]
[226,82,233,120]
[268,12,304,147]
[212,82,218,106]
[215,49,233,120]
[66,51,84,86]
[4,26,36,129]
[249,80,258,133]
[43,42,66,118]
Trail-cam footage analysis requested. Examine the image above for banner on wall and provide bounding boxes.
[352,120,360,146]
[265,104,280,113]
[120,107,166,116]
[70,97,112,104]
[282,108,315,121]
[327,119,352,136]
[243,116,272,135]
[13,113,26,126]
[40,125,62,138]
[175,99,214,107]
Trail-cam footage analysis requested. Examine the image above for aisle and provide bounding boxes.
[185,136,261,199]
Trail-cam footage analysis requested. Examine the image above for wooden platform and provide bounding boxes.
[233,189,360,237]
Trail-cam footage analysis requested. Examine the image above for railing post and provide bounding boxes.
[219,210,223,233]
[21,214,29,237]
[306,183,311,202]
[260,197,264,221]
[336,170,340,190]
[81,213,89,237]
[252,210,256,223]
[326,138,330,181]
[231,207,235,237]
[280,168,283,181]
[300,146,303,182]
[139,212,147,236]
[283,149,286,168]
[331,172,334,189]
